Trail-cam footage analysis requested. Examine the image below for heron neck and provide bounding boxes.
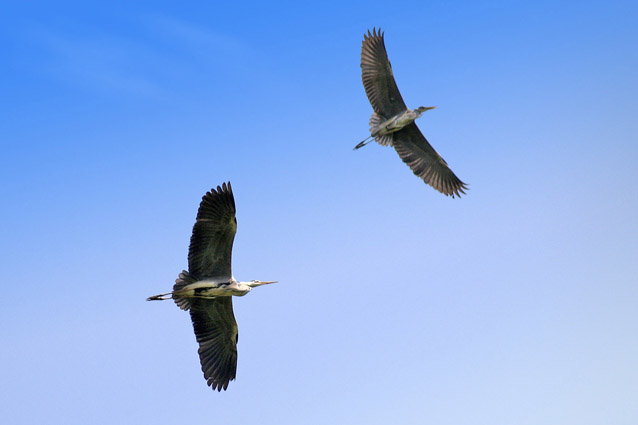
[237,282,254,291]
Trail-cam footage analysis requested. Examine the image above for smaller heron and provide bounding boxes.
[357,28,468,198]
[148,182,276,391]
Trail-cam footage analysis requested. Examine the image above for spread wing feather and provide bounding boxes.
[393,123,468,198]
[361,28,407,117]
[187,182,237,280]
[189,297,238,391]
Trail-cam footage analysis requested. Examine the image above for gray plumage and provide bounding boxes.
[359,28,468,198]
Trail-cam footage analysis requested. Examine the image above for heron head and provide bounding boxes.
[248,280,277,288]
[415,106,437,115]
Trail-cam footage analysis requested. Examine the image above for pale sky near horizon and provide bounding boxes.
[2,1,637,424]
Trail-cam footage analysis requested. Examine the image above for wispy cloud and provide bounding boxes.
[30,28,166,97]
[23,17,253,98]
[147,15,248,56]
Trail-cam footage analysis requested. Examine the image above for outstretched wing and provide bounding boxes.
[189,297,238,391]
[392,123,468,198]
[361,27,407,118]
[188,182,237,279]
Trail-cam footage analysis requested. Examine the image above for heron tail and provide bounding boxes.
[369,113,393,146]
[173,270,197,311]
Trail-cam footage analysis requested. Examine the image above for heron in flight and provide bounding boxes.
[356,28,468,198]
[147,182,276,391]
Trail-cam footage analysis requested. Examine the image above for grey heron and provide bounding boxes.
[147,182,276,391]
[356,28,468,198]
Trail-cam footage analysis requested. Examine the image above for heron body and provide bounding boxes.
[170,277,258,298]
[368,106,435,141]
[147,182,276,391]
[357,28,468,198]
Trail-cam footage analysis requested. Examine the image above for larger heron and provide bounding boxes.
[356,28,468,198]
[147,182,276,391]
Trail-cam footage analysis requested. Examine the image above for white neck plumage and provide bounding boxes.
[238,280,277,290]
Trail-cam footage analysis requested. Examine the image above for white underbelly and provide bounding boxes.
[176,278,246,298]
[374,113,414,136]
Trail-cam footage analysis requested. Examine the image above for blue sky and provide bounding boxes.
[1,1,637,424]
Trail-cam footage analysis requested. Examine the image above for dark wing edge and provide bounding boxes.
[392,123,468,198]
[361,27,408,117]
[188,182,237,279]
[189,297,238,391]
